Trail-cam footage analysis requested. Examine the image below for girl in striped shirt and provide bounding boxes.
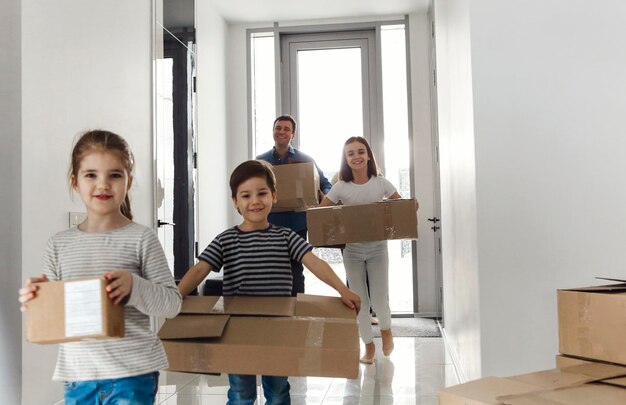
[19,130,181,404]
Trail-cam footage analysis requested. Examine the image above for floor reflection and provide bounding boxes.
[157,337,456,404]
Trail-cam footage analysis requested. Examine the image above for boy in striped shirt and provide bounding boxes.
[178,159,360,404]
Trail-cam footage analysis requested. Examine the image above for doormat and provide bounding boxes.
[372,317,441,338]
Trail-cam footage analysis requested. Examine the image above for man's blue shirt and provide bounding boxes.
[256,145,332,232]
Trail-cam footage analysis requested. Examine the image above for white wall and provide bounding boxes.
[472,0,626,377]
[0,0,22,403]
[196,1,231,250]
[432,0,481,381]
[21,1,153,402]
[408,11,439,315]
[436,0,626,379]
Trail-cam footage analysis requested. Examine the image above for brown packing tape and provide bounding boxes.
[383,203,394,239]
[299,318,325,375]
[295,179,304,198]
[333,207,345,243]
[213,296,227,313]
[321,207,343,245]
[575,292,593,356]
[297,317,357,375]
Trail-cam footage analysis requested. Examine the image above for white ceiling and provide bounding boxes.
[164,0,430,28]
[211,0,430,23]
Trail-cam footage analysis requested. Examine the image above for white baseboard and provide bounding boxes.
[438,322,467,384]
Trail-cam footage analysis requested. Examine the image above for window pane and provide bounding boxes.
[298,48,363,175]
[382,25,413,313]
[251,34,276,156]
[297,47,364,297]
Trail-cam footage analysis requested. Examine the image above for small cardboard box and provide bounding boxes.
[158,294,359,378]
[271,162,320,212]
[557,278,626,365]
[439,363,626,404]
[306,198,418,247]
[27,277,124,344]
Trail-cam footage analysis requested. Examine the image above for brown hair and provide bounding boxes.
[339,136,380,182]
[230,160,277,198]
[69,130,135,220]
[273,114,297,134]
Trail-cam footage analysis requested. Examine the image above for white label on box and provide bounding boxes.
[64,279,103,337]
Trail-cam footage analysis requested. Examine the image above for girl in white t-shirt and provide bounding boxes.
[320,136,417,364]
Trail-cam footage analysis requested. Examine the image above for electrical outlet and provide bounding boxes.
[69,212,87,228]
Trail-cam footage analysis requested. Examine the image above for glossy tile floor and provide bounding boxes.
[156,336,459,404]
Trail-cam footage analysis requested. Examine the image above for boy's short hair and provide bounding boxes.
[230,160,277,198]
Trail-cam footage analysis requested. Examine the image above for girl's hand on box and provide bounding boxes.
[104,270,133,305]
[341,288,361,314]
[18,273,49,312]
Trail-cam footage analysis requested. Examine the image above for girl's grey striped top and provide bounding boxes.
[41,222,182,381]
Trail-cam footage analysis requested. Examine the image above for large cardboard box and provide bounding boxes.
[27,277,124,344]
[555,354,596,368]
[439,363,626,404]
[159,294,359,378]
[306,198,418,247]
[271,162,320,212]
[557,278,626,365]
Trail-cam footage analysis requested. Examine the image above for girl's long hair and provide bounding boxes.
[69,130,135,220]
[338,136,380,182]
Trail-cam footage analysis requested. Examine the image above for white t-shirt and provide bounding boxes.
[326,176,397,206]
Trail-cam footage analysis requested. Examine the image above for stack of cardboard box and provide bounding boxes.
[439,278,626,404]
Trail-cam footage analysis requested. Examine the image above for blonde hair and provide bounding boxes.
[69,130,135,220]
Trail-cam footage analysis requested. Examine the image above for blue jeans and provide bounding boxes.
[64,372,159,405]
[228,374,290,405]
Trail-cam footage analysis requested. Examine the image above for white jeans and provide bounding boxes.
[343,241,391,344]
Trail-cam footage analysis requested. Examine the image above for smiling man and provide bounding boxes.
[256,114,332,296]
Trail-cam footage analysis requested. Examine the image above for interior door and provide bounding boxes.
[155,31,196,281]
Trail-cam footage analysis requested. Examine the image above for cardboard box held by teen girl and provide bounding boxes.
[26,277,124,344]
[270,162,320,212]
[158,294,359,378]
[306,198,418,247]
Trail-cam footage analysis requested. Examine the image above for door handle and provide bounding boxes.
[427,217,440,223]
[157,219,176,227]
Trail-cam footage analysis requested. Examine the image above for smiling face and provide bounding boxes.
[272,119,295,149]
[72,151,131,221]
[232,176,277,231]
[344,141,371,173]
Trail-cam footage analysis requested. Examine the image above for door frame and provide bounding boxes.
[279,30,380,157]
[276,25,419,314]
[161,30,196,281]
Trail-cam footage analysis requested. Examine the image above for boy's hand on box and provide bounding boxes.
[18,273,49,312]
[104,270,133,305]
[340,288,361,314]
